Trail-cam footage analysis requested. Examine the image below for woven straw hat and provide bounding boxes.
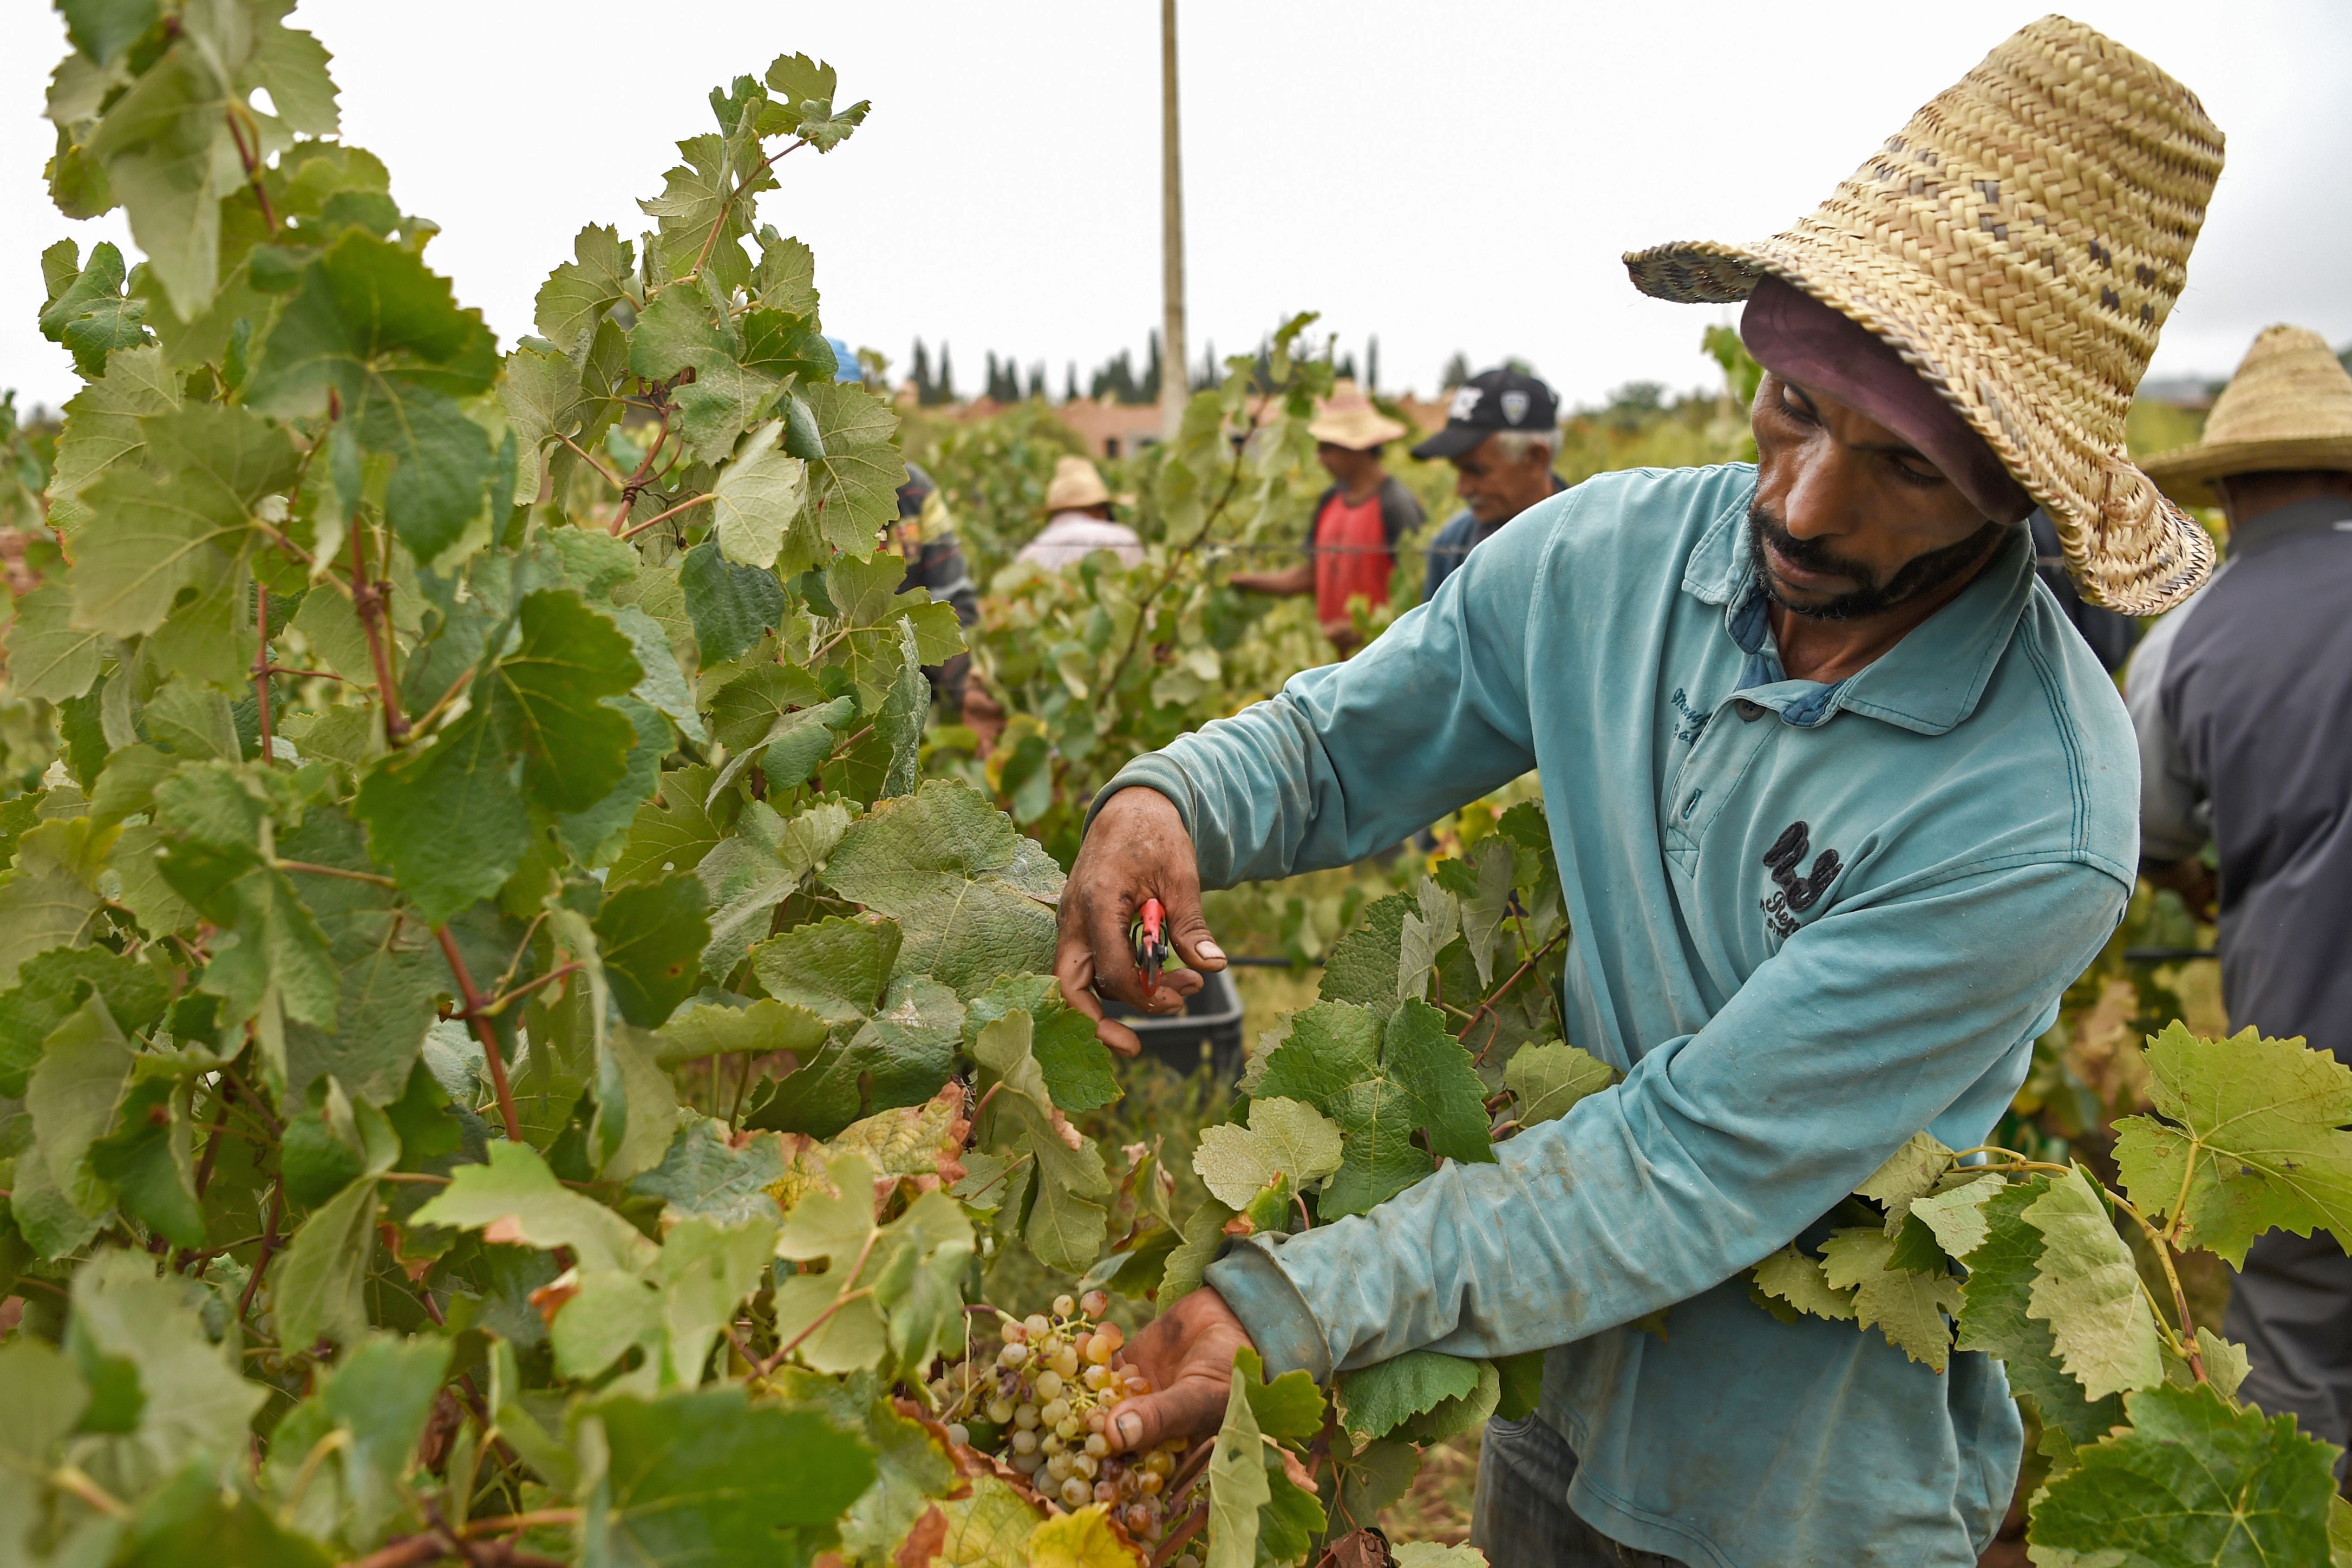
[1043,455,1128,514]
[1625,16,2225,614]
[1307,380,1410,450]
[2140,326,2352,507]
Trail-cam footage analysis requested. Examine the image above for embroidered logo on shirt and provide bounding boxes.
[1668,686,1709,744]
[1759,820,1841,937]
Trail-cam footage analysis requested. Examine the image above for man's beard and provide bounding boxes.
[1748,502,2007,621]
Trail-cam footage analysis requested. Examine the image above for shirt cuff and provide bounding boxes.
[1204,1240,1333,1382]
[1081,757,1198,841]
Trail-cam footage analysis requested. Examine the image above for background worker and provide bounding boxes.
[2128,324,2352,1469]
[1061,21,2223,1567]
[1415,367,1568,601]
[1230,381,1422,652]
[890,458,985,720]
[1016,455,1145,570]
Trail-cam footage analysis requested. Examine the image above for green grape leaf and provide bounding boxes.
[593,872,709,1027]
[85,1068,202,1247]
[750,913,900,1027]
[273,1174,381,1353]
[655,998,830,1068]
[962,974,1116,1114]
[1193,1096,1344,1210]
[1256,998,1494,1219]
[244,231,498,563]
[45,339,179,538]
[2197,1325,2252,1403]
[759,976,962,1140]
[72,404,296,637]
[1819,1226,1963,1371]
[2112,1023,2352,1267]
[409,1139,657,1274]
[1504,1041,1617,1128]
[709,419,809,570]
[5,583,106,703]
[1336,1350,1483,1441]
[1394,878,1459,1004]
[556,695,670,866]
[610,603,705,745]
[2021,1165,2166,1401]
[1854,1129,1956,1230]
[534,224,634,352]
[1455,837,1517,987]
[1319,1439,1419,1543]
[801,380,903,549]
[580,1387,876,1568]
[822,780,1062,998]
[1317,892,1409,1015]
[117,1461,332,1568]
[1157,1199,1234,1303]
[80,38,241,319]
[502,339,588,504]
[2027,1381,2335,1568]
[971,1011,1109,1273]
[679,540,787,669]
[592,1022,683,1185]
[1397,1357,1500,1446]
[1494,1350,1546,1422]
[707,662,829,754]
[488,589,644,813]
[1753,1244,1857,1322]
[1908,1173,2006,1263]
[38,238,152,377]
[611,763,737,887]
[263,1334,450,1548]
[353,708,531,925]
[27,992,134,1217]
[1205,1363,1271,1568]
[0,945,169,1099]
[159,840,339,1040]
[68,1249,266,1483]
[1231,1346,1327,1445]
[1954,1177,2127,1444]
[752,229,819,316]
[629,1118,786,1226]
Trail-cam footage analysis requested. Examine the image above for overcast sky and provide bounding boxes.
[5,1,2349,416]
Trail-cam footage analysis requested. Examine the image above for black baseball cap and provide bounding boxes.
[1411,367,1560,460]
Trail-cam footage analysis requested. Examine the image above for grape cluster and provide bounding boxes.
[929,1290,1192,1540]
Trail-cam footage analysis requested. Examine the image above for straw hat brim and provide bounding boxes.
[1308,407,1411,449]
[1626,236,2217,615]
[2140,436,2352,509]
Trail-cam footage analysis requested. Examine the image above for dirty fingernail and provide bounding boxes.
[1196,939,1224,961]
[1114,1412,1144,1447]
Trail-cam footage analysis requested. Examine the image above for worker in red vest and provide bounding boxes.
[1231,382,1424,652]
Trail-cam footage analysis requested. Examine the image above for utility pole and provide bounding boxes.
[1158,0,1187,443]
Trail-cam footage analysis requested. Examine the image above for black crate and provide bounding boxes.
[1101,967,1245,1079]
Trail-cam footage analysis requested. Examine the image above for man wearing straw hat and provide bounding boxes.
[1059,18,2224,1567]
[2127,325,2352,1470]
[1231,382,1424,652]
[1017,454,1145,571]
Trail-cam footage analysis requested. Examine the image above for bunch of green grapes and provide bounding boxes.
[927,1289,1191,1539]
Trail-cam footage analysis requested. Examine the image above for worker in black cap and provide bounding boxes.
[1415,367,1568,602]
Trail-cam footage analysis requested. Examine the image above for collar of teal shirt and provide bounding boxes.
[1678,479,2039,739]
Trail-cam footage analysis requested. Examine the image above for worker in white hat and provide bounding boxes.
[1016,455,1144,571]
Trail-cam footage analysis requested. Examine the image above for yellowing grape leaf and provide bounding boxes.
[1819,1227,1962,1371]
[1192,1096,1344,1210]
[1027,1503,1141,1568]
[1854,1130,1955,1232]
[1504,1041,1617,1128]
[1753,1245,1856,1322]
[2021,1166,2165,1402]
[2112,1023,2352,1267]
[1907,1173,2006,1262]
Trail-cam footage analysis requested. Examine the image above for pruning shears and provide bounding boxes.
[1133,897,1171,994]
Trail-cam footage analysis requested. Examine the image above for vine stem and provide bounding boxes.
[1465,925,1572,1064]
[48,1465,127,1519]
[237,1179,286,1321]
[616,491,714,540]
[685,139,803,282]
[252,583,275,765]
[350,521,410,746]
[275,859,398,887]
[603,409,678,536]
[755,1227,886,1375]
[221,103,279,234]
[435,927,524,1142]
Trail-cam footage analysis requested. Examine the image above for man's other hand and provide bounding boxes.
[1055,788,1226,1056]
[1106,1287,1258,1454]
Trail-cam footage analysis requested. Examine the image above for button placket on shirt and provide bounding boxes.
[1663,696,1777,873]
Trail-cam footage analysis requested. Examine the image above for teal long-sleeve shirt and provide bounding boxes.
[1095,465,2135,1568]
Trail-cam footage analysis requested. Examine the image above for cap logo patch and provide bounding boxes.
[1500,389,1531,426]
[1448,386,1485,421]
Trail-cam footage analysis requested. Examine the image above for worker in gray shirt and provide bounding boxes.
[2128,323,2352,1468]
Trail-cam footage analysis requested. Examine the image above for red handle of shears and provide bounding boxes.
[1135,897,1170,993]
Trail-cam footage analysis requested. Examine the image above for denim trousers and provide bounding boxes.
[1470,1416,1689,1568]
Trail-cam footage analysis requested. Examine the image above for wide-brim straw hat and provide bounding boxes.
[1624,16,2225,615]
[1308,381,1410,450]
[2140,326,2352,508]
[1042,455,1129,513]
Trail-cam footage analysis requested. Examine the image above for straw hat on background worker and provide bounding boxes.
[1041,455,1131,515]
[2140,326,2352,509]
[1625,14,2226,615]
[1306,381,1410,451]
